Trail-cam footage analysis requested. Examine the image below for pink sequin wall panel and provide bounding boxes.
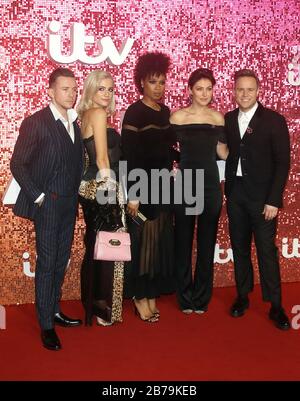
[0,0,299,304]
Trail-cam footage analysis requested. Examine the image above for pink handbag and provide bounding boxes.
[94,231,131,261]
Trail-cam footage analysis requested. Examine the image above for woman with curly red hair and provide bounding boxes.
[121,52,176,322]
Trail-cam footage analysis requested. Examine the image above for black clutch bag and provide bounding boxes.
[128,211,147,226]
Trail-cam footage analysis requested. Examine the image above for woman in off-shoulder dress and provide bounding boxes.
[170,68,228,315]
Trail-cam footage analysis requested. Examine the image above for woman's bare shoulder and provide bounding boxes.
[85,107,106,120]
[210,109,224,125]
[170,108,190,124]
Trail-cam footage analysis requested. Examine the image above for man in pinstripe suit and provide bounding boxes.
[11,68,84,350]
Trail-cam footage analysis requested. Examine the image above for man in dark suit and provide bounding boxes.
[224,69,291,330]
[11,68,84,350]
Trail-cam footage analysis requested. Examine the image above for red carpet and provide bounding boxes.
[1,283,300,381]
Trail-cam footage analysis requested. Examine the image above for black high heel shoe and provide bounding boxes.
[84,309,93,326]
[91,303,112,326]
[96,317,113,326]
[85,315,93,326]
[132,300,158,323]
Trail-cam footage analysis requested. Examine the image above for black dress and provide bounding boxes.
[121,100,176,299]
[79,128,123,325]
[172,124,226,311]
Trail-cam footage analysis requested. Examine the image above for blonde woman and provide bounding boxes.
[77,70,122,326]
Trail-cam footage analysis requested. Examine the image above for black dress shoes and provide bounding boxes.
[54,312,82,327]
[230,296,249,318]
[269,307,291,330]
[41,329,61,351]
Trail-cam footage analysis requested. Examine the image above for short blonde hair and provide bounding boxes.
[77,70,116,118]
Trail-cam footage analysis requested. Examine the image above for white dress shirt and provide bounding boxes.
[49,102,77,143]
[34,103,78,204]
[236,102,258,176]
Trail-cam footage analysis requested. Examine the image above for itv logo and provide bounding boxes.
[48,21,134,65]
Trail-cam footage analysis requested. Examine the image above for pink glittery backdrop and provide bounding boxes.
[0,0,299,305]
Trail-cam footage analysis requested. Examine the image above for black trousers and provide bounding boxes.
[174,189,222,310]
[226,179,282,307]
[34,193,77,330]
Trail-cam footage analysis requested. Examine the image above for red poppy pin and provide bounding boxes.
[246,127,253,134]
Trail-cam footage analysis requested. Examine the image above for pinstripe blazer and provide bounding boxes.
[10,106,83,220]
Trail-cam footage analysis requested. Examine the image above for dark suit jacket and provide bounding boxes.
[224,102,290,208]
[10,106,83,220]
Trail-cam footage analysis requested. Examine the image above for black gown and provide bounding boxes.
[172,123,226,311]
[79,128,123,325]
[121,100,176,299]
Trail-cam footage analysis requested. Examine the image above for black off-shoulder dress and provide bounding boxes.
[171,123,226,311]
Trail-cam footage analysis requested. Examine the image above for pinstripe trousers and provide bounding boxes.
[34,193,77,330]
